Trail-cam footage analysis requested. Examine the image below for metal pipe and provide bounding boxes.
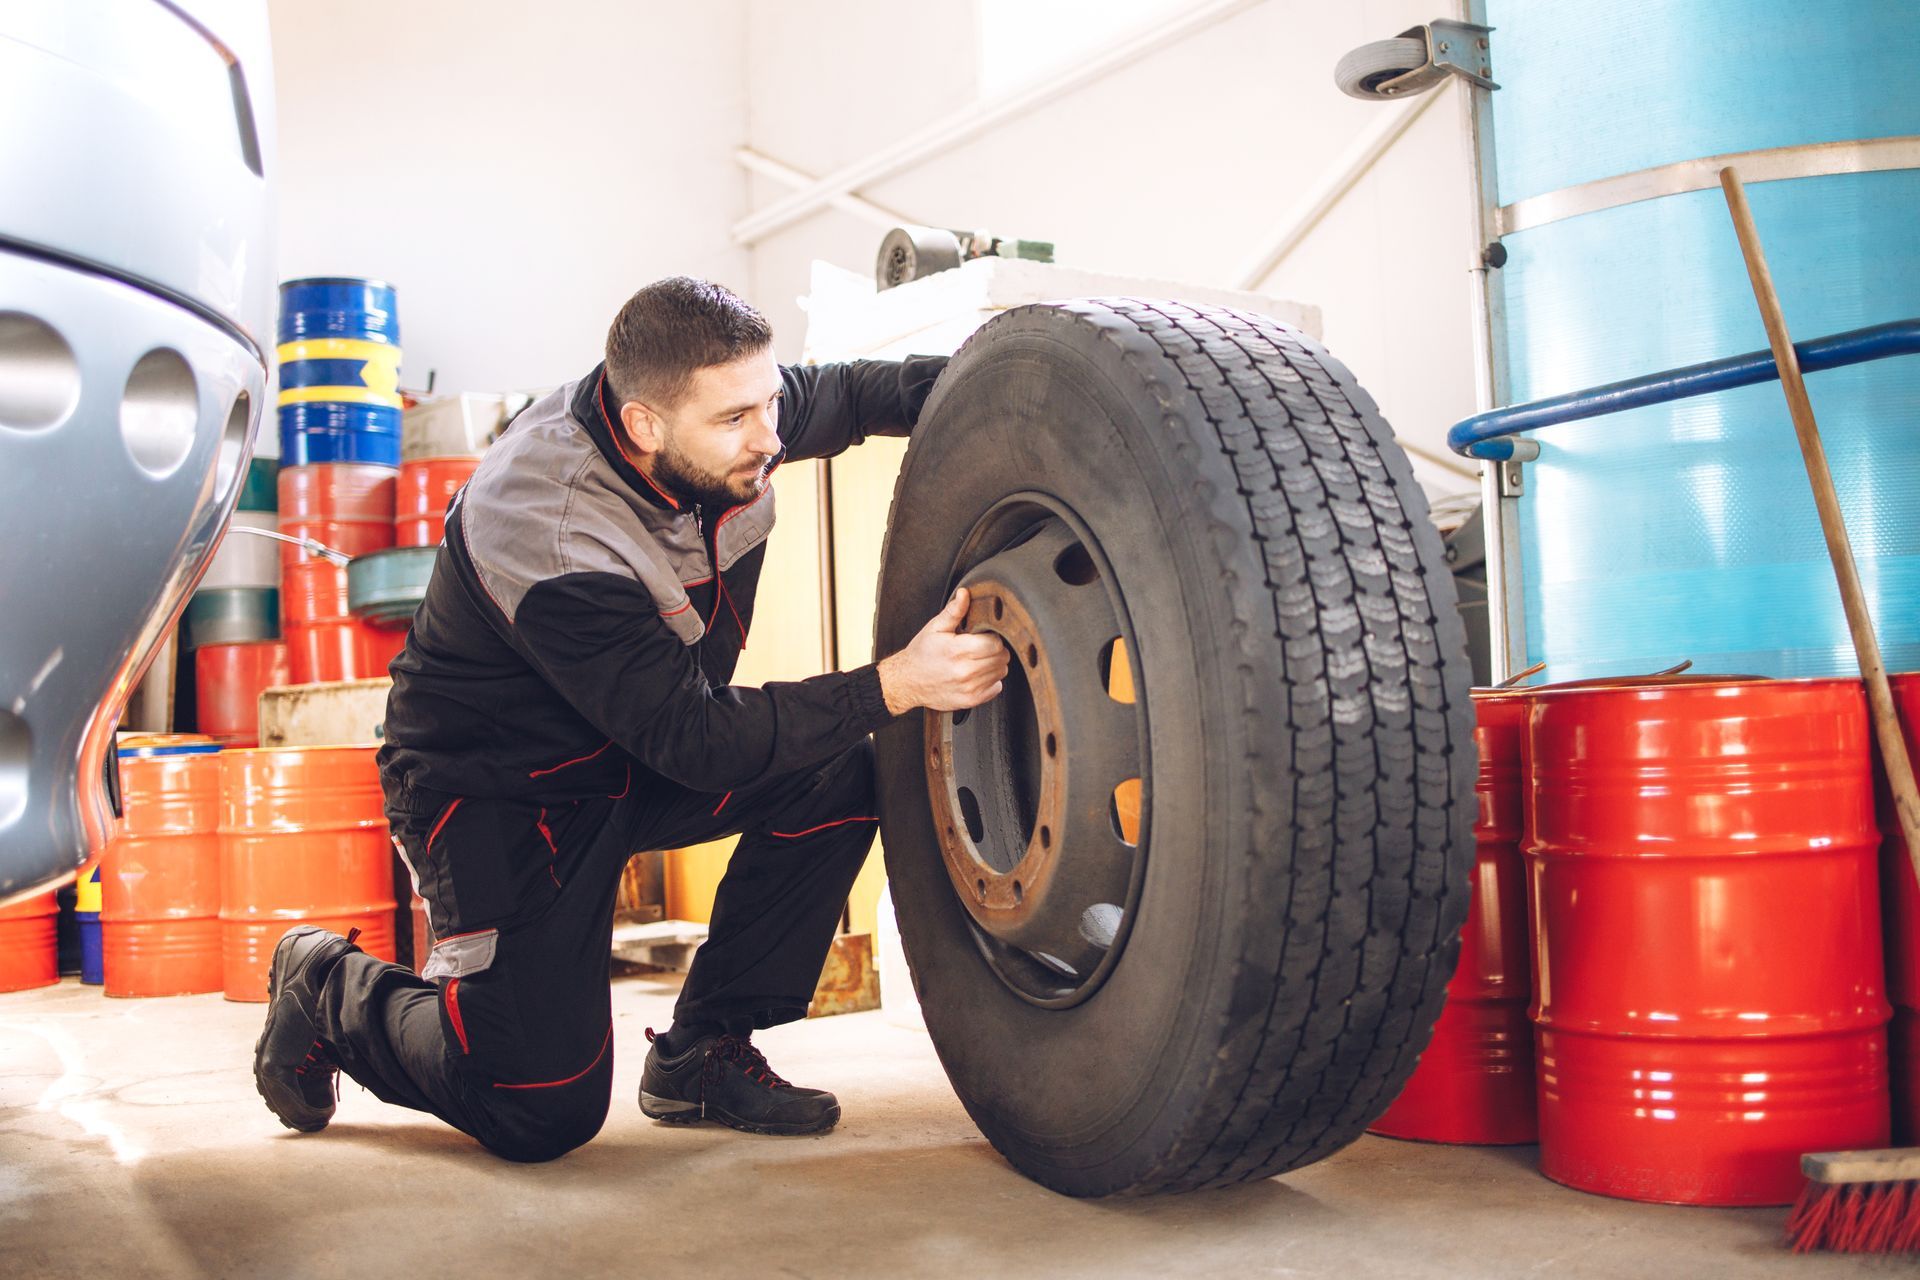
[1447,318,1920,458]
[223,522,350,565]
[729,0,1268,246]
[1453,0,1520,680]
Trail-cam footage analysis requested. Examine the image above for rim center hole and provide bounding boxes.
[954,630,1043,875]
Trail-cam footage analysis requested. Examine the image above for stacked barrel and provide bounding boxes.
[100,736,224,997]
[1366,673,1898,1207]
[1526,677,1889,1205]
[219,746,396,1000]
[1371,689,1536,1145]
[277,278,405,681]
[77,735,397,1002]
[0,889,58,993]
[194,458,289,745]
[184,456,281,656]
[1882,675,1920,1144]
[74,858,103,984]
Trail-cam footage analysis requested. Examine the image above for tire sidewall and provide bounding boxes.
[875,305,1278,1194]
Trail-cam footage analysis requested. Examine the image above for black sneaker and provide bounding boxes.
[639,1030,840,1136]
[253,925,359,1133]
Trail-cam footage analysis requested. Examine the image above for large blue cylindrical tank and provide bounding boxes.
[1487,0,1920,679]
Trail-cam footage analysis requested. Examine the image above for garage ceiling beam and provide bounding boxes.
[733,148,912,231]
[1230,87,1443,290]
[730,0,1269,246]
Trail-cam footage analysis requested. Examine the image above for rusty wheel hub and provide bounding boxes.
[924,506,1147,1006]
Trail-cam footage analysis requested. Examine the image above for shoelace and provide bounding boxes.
[288,930,358,1103]
[293,1038,343,1101]
[643,1029,791,1119]
[701,1034,791,1093]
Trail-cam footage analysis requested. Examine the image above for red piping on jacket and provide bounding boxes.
[536,808,562,888]
[445,978,470,1053]
[711,790,733,817]
[771,815,877,840]
[492,1024,613,1090]
[427,799,463,851]
[529,738,614,778]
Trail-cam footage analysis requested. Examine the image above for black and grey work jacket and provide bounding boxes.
[376,355,946,813]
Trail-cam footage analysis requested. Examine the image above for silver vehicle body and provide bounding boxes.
[0,0,275,899]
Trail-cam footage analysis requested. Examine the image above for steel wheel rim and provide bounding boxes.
[923,492,1151,1008]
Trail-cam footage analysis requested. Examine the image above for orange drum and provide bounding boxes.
[0,890,58,993]
[283,620,363,685]
[395,456,480,548]
[101,736,225,997]
[219,746,397,1001]
[358,620,407,675]
[278,466,395,581]
[1372,688,1536,1144]
[195,641,290,746]
[1883,674,1920,1143]
[1529,677,1889,1205]
[280,464,395,684]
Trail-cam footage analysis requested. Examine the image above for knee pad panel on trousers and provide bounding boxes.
[465,1066,613,1163]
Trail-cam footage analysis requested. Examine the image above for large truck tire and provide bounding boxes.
[872,298,1477,1196]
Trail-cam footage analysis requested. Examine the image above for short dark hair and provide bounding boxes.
[605,277,773,409]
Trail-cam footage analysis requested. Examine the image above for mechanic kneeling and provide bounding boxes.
[251,277,1008,1161]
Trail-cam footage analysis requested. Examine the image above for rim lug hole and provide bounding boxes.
[1040,825,1051,849]
[1012,881,1023,905]
[1045,732,1056,757]
[1026,644,1038,667]
[993,597,1004,620]
[976,878,986,900]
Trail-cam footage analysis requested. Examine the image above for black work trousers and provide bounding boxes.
[314,742,878,1163]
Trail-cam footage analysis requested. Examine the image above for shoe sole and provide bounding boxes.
[640,1090,840,1137]
[253,926,337,1134]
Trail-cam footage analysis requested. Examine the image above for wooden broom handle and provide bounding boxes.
[1721,166,1920,878]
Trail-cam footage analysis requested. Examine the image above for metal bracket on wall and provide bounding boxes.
[1494,439,1538,496]
[1375,20,1498,97]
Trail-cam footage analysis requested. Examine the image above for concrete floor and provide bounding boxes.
[0,974,1896,1279]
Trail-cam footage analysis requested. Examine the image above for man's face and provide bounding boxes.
[635,349,784,509]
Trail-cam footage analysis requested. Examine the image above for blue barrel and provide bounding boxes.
[1487,0,1920,679]
[278,277,400,345]
[279,402,403,467]
[76,861,102,985]
[277,278,404,471]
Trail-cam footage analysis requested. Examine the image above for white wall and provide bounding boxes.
[267,1,1481,492]
[742,0,1480,496]
[268,0,749,398]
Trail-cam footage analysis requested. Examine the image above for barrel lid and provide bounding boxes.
[280,276,397,293]
[117,733,222,759]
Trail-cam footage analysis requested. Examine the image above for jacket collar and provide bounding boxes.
[571,361,683,512]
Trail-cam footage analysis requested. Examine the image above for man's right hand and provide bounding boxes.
[878,588,1011,716]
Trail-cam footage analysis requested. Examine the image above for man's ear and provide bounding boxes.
[619,400,664,456]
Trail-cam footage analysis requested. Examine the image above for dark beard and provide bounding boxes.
[652,443,769,510]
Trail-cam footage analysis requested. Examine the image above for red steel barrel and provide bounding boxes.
[395,456,480,548]
[195,641,290,746]
[1882,673,1920,1143]
[1529,677,1890,1205]
[219,745,397,1001]
[0,890,58,992]
[1372,688,1535,1143]
[101,735,225,997]
[280,464,395,683]
[358,620,407,675]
